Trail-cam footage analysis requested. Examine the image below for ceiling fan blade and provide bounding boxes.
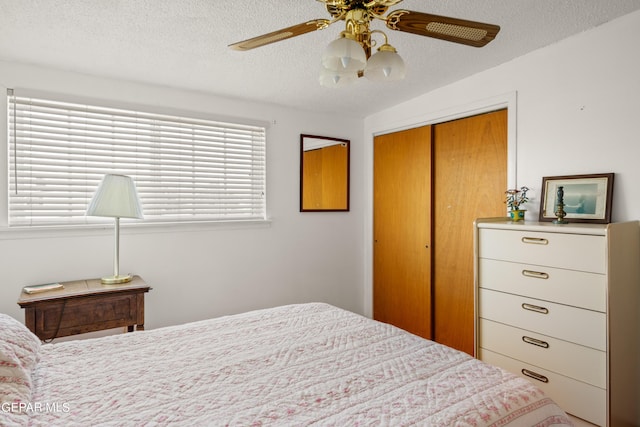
[386,10,500,47]
[229,19,331,51]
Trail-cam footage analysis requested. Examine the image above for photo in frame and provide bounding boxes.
[539,173,614,223]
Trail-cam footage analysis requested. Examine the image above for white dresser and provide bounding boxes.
[474,219,640,426]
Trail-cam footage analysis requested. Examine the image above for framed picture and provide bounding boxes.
[539,173,614,223]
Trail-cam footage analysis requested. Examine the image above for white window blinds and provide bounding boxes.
[7,90,266,227]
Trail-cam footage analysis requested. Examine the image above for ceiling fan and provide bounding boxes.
[229,0,500,87]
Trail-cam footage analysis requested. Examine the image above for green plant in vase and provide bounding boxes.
[505,186,529,221]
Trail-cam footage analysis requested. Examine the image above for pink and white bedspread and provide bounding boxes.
[2,303,572,426]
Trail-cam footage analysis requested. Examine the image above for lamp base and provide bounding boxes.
[101,274,133,285]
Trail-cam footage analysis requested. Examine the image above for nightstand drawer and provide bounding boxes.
[479,318,605,387]
[480,349,605,426]
[35,293,139,339]
[478,258,606,312]
[478,229,605,273]
[478,288,606,350]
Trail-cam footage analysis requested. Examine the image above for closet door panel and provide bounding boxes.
[433,109,507,355]
[373,126,432,339]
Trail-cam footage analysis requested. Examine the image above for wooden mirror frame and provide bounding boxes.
[300,134,350,212]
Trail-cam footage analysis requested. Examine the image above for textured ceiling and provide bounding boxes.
[2,0,640,118]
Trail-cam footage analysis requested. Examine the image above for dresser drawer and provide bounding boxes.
[479,318,605,387]
[478,228,605,273]
[478,258,606,312]
[478,288,606,350]
[480,349,605,426]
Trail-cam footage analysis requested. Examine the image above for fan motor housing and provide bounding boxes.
[324,1,391,19]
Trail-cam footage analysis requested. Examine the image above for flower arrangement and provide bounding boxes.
[505,186,529,211]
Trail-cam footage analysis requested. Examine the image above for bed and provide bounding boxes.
[1,303,571,426]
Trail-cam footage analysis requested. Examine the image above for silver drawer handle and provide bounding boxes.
[522,303,549,314]
[521,237,549,245]
[522,270,549,279]
[522,336,550,349]
[522,369,549,383]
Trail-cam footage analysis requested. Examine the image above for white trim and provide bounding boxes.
[362,91,518,318]
[0,218,272,241]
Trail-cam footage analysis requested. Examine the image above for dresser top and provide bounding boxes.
[475,218,639,236]
[17,275,150,306]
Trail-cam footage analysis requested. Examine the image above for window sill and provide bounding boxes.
[0,219,272,241]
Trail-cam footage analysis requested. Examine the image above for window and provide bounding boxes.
[7,90,266,227]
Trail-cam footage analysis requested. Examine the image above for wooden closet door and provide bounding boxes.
[433,109,507,355]
[373,126,432,339]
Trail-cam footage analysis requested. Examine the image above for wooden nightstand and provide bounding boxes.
[17,275,151,341]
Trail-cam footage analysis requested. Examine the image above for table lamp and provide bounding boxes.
[86,174,144,284]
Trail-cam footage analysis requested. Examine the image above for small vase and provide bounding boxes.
[509,209,526,221]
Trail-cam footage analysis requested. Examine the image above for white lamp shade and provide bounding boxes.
[319,65,358,88]
[86,174,144,219]
[321,37,367,73]
[364,50,406,82]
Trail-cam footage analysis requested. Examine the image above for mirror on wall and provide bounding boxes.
[300,134,350,212]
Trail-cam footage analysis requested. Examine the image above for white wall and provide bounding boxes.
[365,8,640,220]
[0,62,365,327]
[363,9,640,315]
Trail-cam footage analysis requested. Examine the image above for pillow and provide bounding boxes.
[0,313,41,425]
[0,313,41,371]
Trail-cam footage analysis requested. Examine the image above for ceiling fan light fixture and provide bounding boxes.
[364,44,406,82]
[230,2,500,87]
[321,35,367,73]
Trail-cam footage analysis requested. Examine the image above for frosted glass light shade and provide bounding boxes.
[319,66,358,88]
[364,49,406,82]
[87,174,143,219]
[321,37,366,73]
